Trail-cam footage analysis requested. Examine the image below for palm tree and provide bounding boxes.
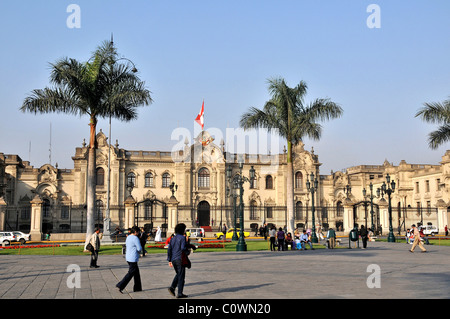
[240,77,342,235]
[415,99,450,149]
[20,40,152,243]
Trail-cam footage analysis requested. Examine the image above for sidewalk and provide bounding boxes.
[0,241,449,300]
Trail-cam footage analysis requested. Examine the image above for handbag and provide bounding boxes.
[181,251,191,269]
[86,242,94,252]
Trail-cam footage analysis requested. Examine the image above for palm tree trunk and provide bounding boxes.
[85,116,97,244]
[286,140,295,235]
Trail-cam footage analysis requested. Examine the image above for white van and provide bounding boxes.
[419,225,438,236]
[185,228,205,239]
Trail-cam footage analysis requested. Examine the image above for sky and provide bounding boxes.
[1,0,450,174]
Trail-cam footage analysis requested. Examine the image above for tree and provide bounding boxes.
[20,40,152,243]
[415,99,450,149]
[239,77,342,235]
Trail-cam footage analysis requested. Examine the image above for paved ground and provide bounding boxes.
[0,240,449,302]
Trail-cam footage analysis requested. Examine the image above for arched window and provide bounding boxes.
[145,172,154,187]
[162,173,171,188]
[96,167,105,186]
[127,172,136,188]
[295,172,303,189]
[198,168,210,189]
[265,175,273,189]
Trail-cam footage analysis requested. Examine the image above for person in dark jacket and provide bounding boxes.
[277,228,285,251]
[167,223,189,298]
[360,225,368,249]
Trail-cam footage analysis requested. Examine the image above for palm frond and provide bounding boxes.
[428,124,450,149]
[415,101,450,124]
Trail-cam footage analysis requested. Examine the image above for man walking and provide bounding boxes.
[116,226,143,293]
[87,227,101,268]
[410,224,427,253]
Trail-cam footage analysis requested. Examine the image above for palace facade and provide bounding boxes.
[0,130,449,239]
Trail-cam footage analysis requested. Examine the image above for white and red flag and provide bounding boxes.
[195,100,204,130]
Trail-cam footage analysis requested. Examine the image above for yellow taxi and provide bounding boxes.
[214,228,250,240]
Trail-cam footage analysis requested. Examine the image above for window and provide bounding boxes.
[127,172,136,188]
[296,201,303,220]
[21,207,31,220]
[415,182,420,193]
[145,203,152,219]
[437,179,441,190]
[95,200,103,221]
[336,201,343,217]
[426,180,430,192]
[145,173,154,187]
[265,175,273,189]
[96,167,105,186]
[295,172,303,189]
[61,205,69,220]
[198,168,210,188]
[162,173,171,188]
[266,206,273,219]
[43,199,51,218]
[250,200,258,220]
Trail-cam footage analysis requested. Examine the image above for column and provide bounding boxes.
[0,197,6,231]
[124,195,136,230]
[30,195,43,241]
[166,195,179,235]
[343,198,353,234]
[437,200,448,234]
[377,198,388,235]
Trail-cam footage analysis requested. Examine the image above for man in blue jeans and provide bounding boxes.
[167,223,189,298]
[116,226,143,293]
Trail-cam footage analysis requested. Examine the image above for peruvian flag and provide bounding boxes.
[195,100,204,130]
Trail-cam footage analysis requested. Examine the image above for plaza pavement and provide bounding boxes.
[0,241,449,302]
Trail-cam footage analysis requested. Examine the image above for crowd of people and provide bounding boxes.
[263,224,338,251]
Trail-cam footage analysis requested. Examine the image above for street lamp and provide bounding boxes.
[226,166,239,241]
[362,182,376,233]
[306,172,319,243]
[169,182,178,197]
[226,160,255,251]
[380,174,396,242]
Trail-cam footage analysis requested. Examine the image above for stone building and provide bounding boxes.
[0,130,449,240]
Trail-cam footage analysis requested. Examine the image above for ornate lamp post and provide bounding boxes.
[380,174,396,242]
[169,182,178,197]
[226,165,239,241]
[226,160,255,251]
[363,182,376,233]
[306,172,319,243]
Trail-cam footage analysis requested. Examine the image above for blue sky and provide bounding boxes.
[1,0,450,174]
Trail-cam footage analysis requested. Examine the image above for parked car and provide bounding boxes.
[12,231,31,244]
[185,228,205,239]
[0,232,16,246]
[419,225,438,236]
[214,228,250,240]
[110,229,132,242]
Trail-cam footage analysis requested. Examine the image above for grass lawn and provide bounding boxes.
[0,240,335,255]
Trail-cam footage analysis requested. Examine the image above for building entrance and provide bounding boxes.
[197,201,210,226]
